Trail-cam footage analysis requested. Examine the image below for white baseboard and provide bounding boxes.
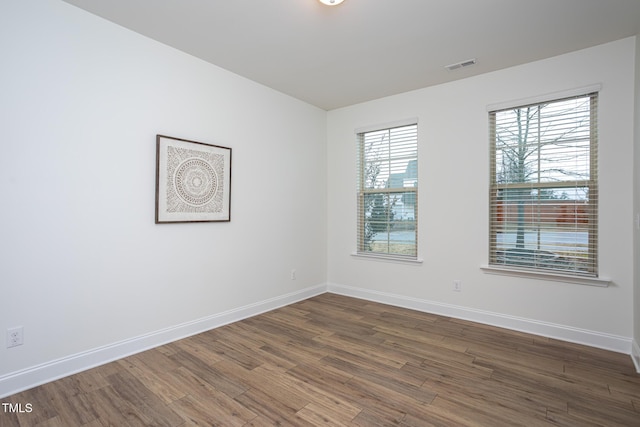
[327,282,633,355]
[632,340,640,373]
[0,284,326,399]
[3,282,634,398]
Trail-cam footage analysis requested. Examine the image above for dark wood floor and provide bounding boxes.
[2,293,640,426]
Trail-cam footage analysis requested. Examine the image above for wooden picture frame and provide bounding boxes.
[155,135,231,223]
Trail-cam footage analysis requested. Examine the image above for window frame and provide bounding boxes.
[355,120,419,261]
[487,89,601,281]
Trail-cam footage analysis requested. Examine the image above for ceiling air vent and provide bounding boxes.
[445,58,477,71]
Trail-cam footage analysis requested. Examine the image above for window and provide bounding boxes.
[357,122,418,259]
[489,92,598,277]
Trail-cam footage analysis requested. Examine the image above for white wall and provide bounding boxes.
[1,2,637,398]
[0,0,327,395]
[327,37,636,352]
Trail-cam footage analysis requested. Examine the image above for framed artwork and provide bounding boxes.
[155,135,231,223]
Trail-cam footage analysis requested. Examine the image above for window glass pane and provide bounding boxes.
[494,97,591,185]
[369,232,416,257]
[489,93,597,277]
[494,185,592,271]
[358,123,418,258]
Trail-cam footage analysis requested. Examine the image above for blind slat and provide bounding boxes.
[357,123,418,258]
[489,93,598,277]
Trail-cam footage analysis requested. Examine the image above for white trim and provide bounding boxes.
[351,252,423,264]
[486,83,602,112]
[632,340,640,373]
[326,282,632,355]
[480,265,611,287]
[354,117,418,134]
[2,282,634,398]
[0,284,326,399]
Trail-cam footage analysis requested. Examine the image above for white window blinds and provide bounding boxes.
[489,92,598,277]
[357,123,418,258]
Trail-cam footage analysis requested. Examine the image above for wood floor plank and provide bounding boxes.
[105,371,183,427]
[117,358,187,405]
[429,395,551,427]
[169,334,227,365]
[39,380,99,426]
[9,384,59,426]
[483,367,570,413]
[226,363,310,412]
[381,333,478,367]
[424,367,552,421]
[468,343,566,375]
[167,350,248,398]
[313,333,407,370]
[2,293,639,427]
[233,387,315,427]
[29,415,65,427]
[279,375,362,423]
[208,339,265,371]
[295,401,360,427]
[342,374,436,417]
[162,364,260,426]
[566,399,640,426]
[349,404,406,426]
[167,394,228,427]
[259,309,332,338]
[286,361,354,391]
[168,388,256,427]
[544,407,606,427]
[87,385,150,427]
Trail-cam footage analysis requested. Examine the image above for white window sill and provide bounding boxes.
[351,252,423,265]
[480,265,610,287]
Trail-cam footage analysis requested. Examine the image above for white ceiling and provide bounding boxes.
[62,0,640,111]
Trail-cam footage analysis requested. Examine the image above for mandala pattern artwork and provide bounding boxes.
[166,146,225,213]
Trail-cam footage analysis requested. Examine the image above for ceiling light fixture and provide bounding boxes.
[319,0,345,5]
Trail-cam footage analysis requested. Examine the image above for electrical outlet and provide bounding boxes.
[290,269,296,280]
[7,326,24,348]
[453,280,462,292]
